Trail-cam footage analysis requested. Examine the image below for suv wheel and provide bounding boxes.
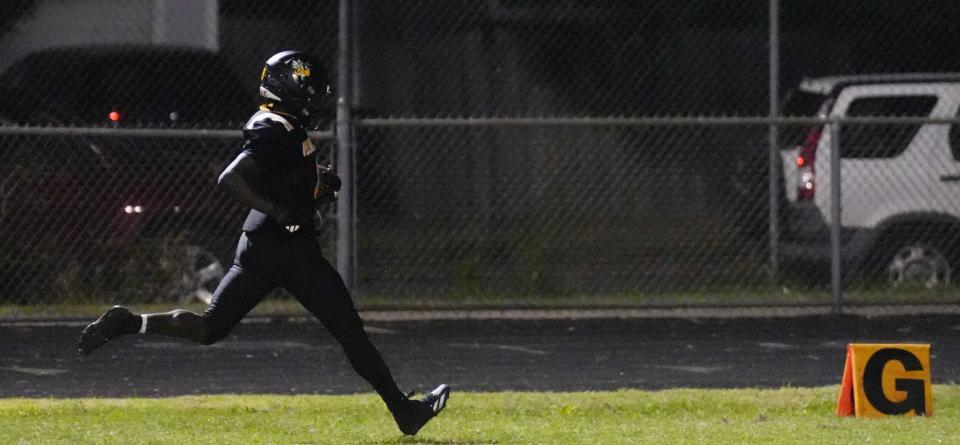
[886,243,951,288]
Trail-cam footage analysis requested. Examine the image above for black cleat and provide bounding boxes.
[391,384,451,436]
[77,306,137,355]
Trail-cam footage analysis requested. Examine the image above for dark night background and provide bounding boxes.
[3,0,960,300]
[2,0,955,120]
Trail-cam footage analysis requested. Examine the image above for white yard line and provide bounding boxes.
[0,366,69,376]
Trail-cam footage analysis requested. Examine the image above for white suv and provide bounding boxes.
[779,73,960,288]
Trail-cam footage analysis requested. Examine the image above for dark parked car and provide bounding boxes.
[0,46,256,303]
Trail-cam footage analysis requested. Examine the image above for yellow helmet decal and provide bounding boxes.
[290,59,311,81]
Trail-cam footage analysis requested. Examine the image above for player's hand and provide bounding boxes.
[316,164,341,204]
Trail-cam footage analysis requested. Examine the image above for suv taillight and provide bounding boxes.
[796,125,822,201]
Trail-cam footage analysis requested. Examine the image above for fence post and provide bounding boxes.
[829,117,843,314]
[336,0,355,295]
[767,0,781,285]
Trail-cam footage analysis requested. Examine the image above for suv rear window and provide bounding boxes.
[781,90,827,117]
[841,95,938,159]
[778,90,829,149]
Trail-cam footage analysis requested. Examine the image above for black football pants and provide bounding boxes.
[199,229,405,405]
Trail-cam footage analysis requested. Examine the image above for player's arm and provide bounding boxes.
[218,152,292,223]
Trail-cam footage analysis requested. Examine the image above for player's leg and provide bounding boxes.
[77,264,274,353]
[281,242,405,405]
[281,237,449,435]
[78,233,276,354]
[142,264,274,344]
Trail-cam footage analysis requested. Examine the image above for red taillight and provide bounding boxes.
[796,124,823,201]
[798,125,821,165]
[108,111,121,122]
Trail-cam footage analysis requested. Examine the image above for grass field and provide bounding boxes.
[4,387,959,444]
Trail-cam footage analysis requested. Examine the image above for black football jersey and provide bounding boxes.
[239,110,322,233]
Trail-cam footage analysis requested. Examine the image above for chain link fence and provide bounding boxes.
[2,0,960,314]
[354,123,772,303]
[0,132,244,304]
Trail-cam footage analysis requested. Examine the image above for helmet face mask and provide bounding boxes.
[259,51,334,129]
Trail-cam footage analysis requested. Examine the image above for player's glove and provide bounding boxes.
[316,164,342,204]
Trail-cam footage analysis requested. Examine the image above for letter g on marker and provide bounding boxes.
[862,348,926,415]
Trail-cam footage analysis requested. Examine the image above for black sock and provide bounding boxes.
[383,388,409,412]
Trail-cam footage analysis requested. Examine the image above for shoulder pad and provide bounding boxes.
[243,110,294,131]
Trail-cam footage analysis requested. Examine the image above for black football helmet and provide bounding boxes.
[259,50,334,128]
